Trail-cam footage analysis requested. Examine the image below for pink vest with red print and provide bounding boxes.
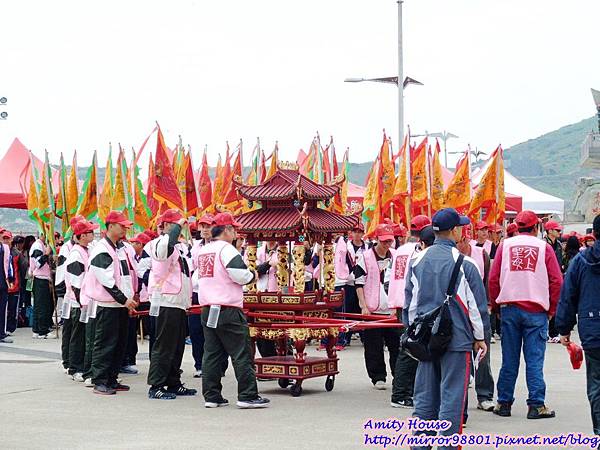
[387,242,417,309]
[362,248,384,313]
[197,240,244,308]
[469,245,485,278]
[495,234,550,310]
[65,244,89,302]
[334,236,350,280]
[471,240,492,256]
[256,244,278,292]
[149,242,182,296]
[80,239,122,306]
[2,243,10,285]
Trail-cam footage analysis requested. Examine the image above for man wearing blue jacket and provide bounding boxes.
[556,214,600,435]
[404,208,489,449]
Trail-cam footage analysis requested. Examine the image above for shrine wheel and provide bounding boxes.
[278,378,291,389]
[290,383,303,397]
[325,375,335,392]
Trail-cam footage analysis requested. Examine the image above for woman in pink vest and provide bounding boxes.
[354,224,398,390]
[489,210,563,419]
[471,221,493,256]
[146,209,196,400]
[29,233,53,339]
[197,213,269,409]
[83,210,137,396]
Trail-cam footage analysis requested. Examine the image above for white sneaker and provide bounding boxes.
[6,331,12,336]
[32,333,40,339]
[62,367,69,375]
[84,378,94,387]
[490,336,496,344]
[193,370,203,378]
[0,336,14,343]
[469,375,474,388]
[373,381,387,390]
[477,400,495,411]
[72,372,85,382]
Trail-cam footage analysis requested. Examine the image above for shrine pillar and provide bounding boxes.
[276,241,289,291]
[293,240,306,293]
[323,236,335,294]
[246,238,257,293]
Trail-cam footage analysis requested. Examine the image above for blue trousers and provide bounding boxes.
[412,351,470,450]
[497,305,548,407]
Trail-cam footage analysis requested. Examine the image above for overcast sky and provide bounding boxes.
[1,0,598,171]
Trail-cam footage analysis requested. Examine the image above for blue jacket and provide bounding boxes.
[403,239,489,352]
[556,240,600,350]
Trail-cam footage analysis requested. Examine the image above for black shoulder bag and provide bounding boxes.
[401,254,464,362]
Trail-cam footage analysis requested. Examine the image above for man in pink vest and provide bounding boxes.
[489,210,563,419]
[147,209,196,400]
[354,224,399,390]
[30,233,54,339]
[472,221,493,256]
[65,219,98,381]
[197,212,270,409]
[85,210,138,396]
[388,216,429,408]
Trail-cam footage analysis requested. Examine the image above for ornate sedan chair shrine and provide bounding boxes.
[234,165,357,396]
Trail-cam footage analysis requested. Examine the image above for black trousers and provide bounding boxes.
[61,312,72,369]
[91,307,129,386]
[362,326,400,384]
[586,348,600,435]
[0,289,8,339]
[147,307,187,388]
[392,309,418,402]
[122,316,139,367]
[6,292,19,333]
[68,308,86,374]
[201,306,258,402]
[32,278,53,335]
[82,317,97,379]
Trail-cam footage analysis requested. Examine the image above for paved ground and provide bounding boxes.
[0,327,593,449]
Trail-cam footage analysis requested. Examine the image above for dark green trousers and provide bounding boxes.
[32,278,53,335]
[68,308,86,374]
[61,303,72,369]
[82,317,97,379]
[91,307,129,386]
[201,306,258,402]
[147,307,187,388]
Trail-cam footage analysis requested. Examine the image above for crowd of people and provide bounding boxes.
[1,207,599,440]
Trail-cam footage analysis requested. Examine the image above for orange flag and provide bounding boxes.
[379,133,395,216]
[444,150,471,213]
[222,144,243,211]
[411,138,429,214]
[198,148,212,211]
[430,140,445,212]
[259,150,267,184]
[184,151,200,216]
[153,127,184,211]
[322,138,332,184]
[266,142,278,180]
[212,154,224,210]
[469,146,505,223]
[146,153,159,216]
[392,136,411,226]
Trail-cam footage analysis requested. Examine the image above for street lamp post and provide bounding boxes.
[428,131,459,168]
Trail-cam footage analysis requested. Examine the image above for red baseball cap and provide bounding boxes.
[158,209,184,225]
[188,221,198,232]
[198,214,214,226]
[72,220,99,236]
[143,229,159,240]
[411,215,432,232]
[584,234,596,242]
[475,221,490,231]
[375,224,395,242]
[567,342,583,370]
[105,210,133,228]
[506,223,518,235]
[489,224,503,233]
[2,230,12,239]
[515,210,540,229]
[352,220,365,232]
[544,220,563,232]
[130,233,151,245]
[213,212,242,228]
[69,215,86,228]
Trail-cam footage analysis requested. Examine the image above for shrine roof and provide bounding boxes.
[236,169,340,201]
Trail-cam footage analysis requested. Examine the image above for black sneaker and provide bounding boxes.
[493,403,511,417]
[205,398,229,408]
[527,405,555,419]
[93,384,116,396]
[110,382,130,392]
[390,398,414,409]
[167,384,197,396]
[236,396,270,409]
[148,387,177,400]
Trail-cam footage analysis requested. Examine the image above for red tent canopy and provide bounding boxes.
[0,138,44,209]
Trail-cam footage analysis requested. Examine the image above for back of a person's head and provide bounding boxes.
[594,214,600,240]
[566,235,581,256]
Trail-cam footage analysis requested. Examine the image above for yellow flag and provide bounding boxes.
[411,140,429,212]
[469,146,505,223]
[67,152,79,216]
[75,151,99,220]
[430,141,445,212]
[444,150,471,213]
[362,160,380,233]
[98,147,113,223]
[380,136,395,216]
[27,155,40,226]
[111,150,126,211]
[266,142,279,180]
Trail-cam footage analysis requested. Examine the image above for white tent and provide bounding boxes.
[473,159,565,218]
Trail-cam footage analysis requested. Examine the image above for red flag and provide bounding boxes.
[184,151,199,216]
[198,148,212,210]
[222,147,243,208]
[259,150,267,183]
[322,139,332,184]
[153,127,184,211]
